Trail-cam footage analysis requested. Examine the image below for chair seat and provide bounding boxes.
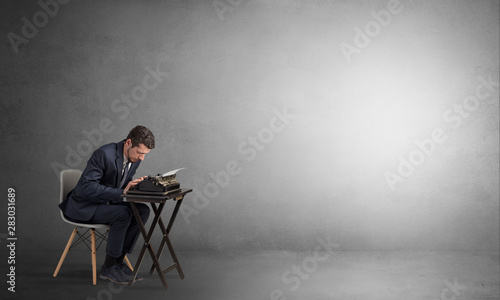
[62,219,109,229]
[61,214,109,229]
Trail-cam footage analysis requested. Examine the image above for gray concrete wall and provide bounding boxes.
[1,0,498,252]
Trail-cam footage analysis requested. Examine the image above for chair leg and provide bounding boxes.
[124,255,134,271]
[53,228,78,277]
[91,229,97,285]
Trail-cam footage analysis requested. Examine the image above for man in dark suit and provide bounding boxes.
[59,125,154,284]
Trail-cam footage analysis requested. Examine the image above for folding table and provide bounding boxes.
[121,188,192,289]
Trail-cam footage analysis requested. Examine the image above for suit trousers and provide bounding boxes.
[66,202,150,258]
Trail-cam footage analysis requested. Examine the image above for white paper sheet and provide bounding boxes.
[161,168,185,177]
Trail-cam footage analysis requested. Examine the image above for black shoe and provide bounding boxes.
[118,262,143,281]
[100,264,131,284]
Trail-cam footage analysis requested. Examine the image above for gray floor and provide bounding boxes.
[2,250,499,300]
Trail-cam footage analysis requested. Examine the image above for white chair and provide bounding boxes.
[53,169,133,285]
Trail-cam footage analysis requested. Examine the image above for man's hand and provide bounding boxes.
[124,176,147,194]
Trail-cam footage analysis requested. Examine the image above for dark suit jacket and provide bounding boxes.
[59,140,140,221]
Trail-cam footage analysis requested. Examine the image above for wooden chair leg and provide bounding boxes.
[91,229,97,285]
[124,255,134,271]
[53,228,78,277]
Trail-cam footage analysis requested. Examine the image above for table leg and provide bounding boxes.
[163,227,185,279]
[128,201,169,290]
[149,197,185,279]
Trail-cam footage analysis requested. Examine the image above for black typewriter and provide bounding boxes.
[127,173,181,195]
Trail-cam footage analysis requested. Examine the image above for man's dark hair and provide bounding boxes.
[127,125,155,149]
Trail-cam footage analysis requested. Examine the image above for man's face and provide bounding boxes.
[124,139,151,162]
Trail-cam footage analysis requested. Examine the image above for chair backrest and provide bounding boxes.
[60,169,83,204]
[59,169,108,229]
